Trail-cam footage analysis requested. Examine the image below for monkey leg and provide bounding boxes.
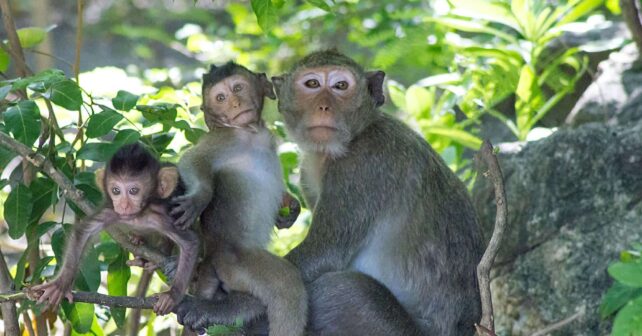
[215,248,307,336]
[307,271,423,336]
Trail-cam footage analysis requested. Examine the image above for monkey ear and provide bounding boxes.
[95,168,105,194]
[258,73,276,100]
[271,75,284,97]
[366,71,386,107]
[157,167,179,199]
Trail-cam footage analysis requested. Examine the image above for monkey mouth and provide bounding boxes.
[307,126,337,142]
[232,109,256,122]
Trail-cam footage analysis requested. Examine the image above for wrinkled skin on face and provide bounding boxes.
[272,57,385,158]
[202,72,276,130]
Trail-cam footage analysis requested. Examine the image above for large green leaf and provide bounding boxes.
[107,249,131,327]
[4,100,42,146]
[514,64,541,140]
[113,129,141,145]
[601,282,642,318]
[42,78,83,110]
[63,302,95,334]
[75,247,101,292]
[556,0,604,26]
[609,262,642,288]
[251,0,278,32]
[4,184,33,239]
[426,17,518,44]
[86,108,124,138]
[16,27,47,48]
[112,90,139,111]
[137,103,178,124]
[28,177,58,225]
[405,85,433,118]
[77,143,121,162]
[612,295,642,336]
[422,127,482,149]
[142,132,174,154]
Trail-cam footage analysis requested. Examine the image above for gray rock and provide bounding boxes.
[566,43,642,126]
[472,120,642,335]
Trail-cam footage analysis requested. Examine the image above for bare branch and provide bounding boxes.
[474,140,508,334]
[529,310,583,336]
[0,131,166,264]
[621,0,642,54]
[0,247,20,335]
[1,290,157,309]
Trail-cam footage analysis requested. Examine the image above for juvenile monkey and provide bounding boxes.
[30,143,199,315]
[171,62,307,336]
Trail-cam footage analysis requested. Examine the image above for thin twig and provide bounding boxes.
[0,0,29,77]
[529,311,582,336]
[29,49,75,69]
[474,140,508,334]
[0,131,166,264]
[1,290,157,309]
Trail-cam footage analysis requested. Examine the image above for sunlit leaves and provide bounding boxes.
[515,64,542,140]
[421,127,482,149]
[86,108,124,138]
[138,103,178,123]
[405,85,433,118]
[4,184,33,239]
[251,0,278,32]
[16,27,47,48]
[63,302,95,334]
[4,100,41,146]
[112,90,139,111]
[306,0,333,12]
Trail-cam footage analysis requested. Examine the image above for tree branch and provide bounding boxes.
[0,0,29,77]
[621,0,642,54]
[0,247,20,335]
[474,140,508,334]
[1,290,157,309]
[0,131,166,264]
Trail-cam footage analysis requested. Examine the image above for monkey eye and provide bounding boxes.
[129,187,140,195]
[233,84,243,92]
[216,94,225,102]
[304,79,320,88]
[334,81,349,90]
[111,187,121,195]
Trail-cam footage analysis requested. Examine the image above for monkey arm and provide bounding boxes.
[172,145,216,229]
[30,209,115,309]
[175,292,266,332]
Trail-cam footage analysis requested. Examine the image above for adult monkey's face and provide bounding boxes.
[272,50,385,157]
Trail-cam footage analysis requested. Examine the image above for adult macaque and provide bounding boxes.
[30,144,199,316]
[172,62,307,335]
[176,50,484,336]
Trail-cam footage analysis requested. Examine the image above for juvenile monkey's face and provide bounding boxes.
[108,174,153,217]
[285,66,359,156]
[203,74,261,128]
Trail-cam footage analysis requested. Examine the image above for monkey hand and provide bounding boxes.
[128,234,145,246]
[171,194,207,230]
[126,257,158,272]
[29,279,73,311]
[153,288,183,316]
[276,193,301,229]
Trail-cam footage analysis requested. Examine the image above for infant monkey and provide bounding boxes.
[31,143,199,315]
[172,62,307,335]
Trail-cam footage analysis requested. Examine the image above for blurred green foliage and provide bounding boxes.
[0,0,623,334]
[602,245,642,336]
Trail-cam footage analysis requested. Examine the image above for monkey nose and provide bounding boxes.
[317,105,330,112]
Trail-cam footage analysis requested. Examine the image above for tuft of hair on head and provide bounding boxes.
[292,49,364,73]
[107,143,160,177]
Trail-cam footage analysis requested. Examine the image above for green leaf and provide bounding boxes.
[113,129,141,145]
[13,250,28,289]
[426,17,518,44]
[0,85,11,100]
[28,177,58,225]
[86,108,124,138]
[112,90,139,111]
[251,0,278,32]
[601,282,642,318]
[44,78,82,110]
[612,295,642,336]
[77,142,121,162]
[4,100,42,146]
[63,302,95,334]
[16,27,47,48]
[51,226,67,268]
[422,127,482,149]
[108,249,131,327]
[609,262,642,288]
[387,81,407,110]
[0,49,9,72]
[448,0,521,33]
[306,0,332,11]
[76,247,101,292]
[405,85,433,118]
[142,132,174,154]
[137,103,178,124]
[556,0,604,27]
[28,256,54,282]
[515,64,541,140]
[4,184,33,239]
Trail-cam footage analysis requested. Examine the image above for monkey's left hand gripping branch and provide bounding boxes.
[0,132,166,265]
[1,290,158,309]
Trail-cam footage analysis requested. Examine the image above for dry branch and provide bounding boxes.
[529,310,583,336]
[474,140,508,334]
[1,290,157,309]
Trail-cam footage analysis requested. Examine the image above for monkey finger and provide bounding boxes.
[65,291,74,304]
[143,262,158,271]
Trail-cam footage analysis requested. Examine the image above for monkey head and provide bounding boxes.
[272,50,385,157]
[95,143,178,217]
[201,62,276,130]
